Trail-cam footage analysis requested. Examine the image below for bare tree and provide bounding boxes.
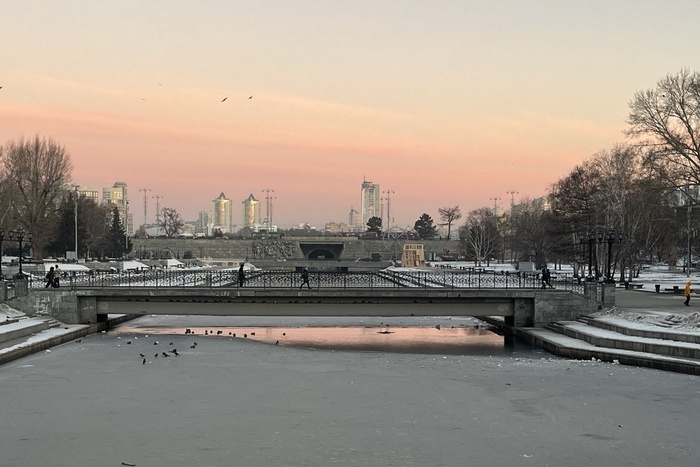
[511,198,552,267]
[627,69,700,195]
[458,207,499,266]
[0,135,73,258]
[158,207,185,238]
[438,206,462,239]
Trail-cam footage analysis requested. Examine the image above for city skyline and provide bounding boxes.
[3,2,700,227]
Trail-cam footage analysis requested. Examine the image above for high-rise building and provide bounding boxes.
[212,192,233,233]
[103,182,132,235]
[360,178,380,225]
[76,186,99,203]
[196,210,211,236]
[349,207,360,227]
[242,194,261,228]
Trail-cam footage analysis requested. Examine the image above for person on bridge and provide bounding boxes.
[238,263,245,287]
[53,265,61,288]
[541,267,552,289]
[684,280,692,306]
[300,267,310,289]
[45,267,54,288]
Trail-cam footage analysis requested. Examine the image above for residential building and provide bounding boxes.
[212,192,233,234]
[360,178,380,225]
[242,194,261,228]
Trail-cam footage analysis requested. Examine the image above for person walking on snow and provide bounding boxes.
[299,267,310,289]
[684,281,692,306]
[238,263,245,288]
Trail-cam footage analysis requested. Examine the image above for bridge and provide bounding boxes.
[17,270,605,328]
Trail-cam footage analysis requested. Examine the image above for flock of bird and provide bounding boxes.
[118,326,283,364]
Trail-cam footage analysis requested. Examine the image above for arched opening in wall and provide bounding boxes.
[299,243,344,260]
[307,248,337,260]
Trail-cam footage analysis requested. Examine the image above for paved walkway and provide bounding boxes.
[614,288,691,311]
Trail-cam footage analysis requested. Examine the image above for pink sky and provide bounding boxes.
[2,1,699,228]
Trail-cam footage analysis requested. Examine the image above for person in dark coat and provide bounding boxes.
[45,267,54,288]
[299,267,310,289]
[541,267,551,289]
[53,265,61,288]
[238,263,245,288]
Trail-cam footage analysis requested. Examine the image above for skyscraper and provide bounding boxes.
[242,194,261,228]
[212,192,233,233]
[360,178,380,225]
[103,181,131,235]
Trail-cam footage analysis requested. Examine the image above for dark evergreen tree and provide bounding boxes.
[366,216,382,234]
[107,207,132,258]
[414,213,438,239]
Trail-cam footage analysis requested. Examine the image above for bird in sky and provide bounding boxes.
[248,95,253,99]
[221,97,228,102]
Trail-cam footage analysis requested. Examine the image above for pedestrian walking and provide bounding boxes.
[684,280,692,306]
[541,267,551,289]
[53,265,61,288]
[299,267,310,289]
[238,263,245,288]
[45,267,54,288]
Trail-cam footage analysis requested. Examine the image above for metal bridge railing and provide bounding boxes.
[34,269,584,293]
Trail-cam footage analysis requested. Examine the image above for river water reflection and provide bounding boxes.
[113,322,525,356]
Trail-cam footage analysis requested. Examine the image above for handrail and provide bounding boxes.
[28,269,584,293]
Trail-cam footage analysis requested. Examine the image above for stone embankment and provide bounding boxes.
[518,314,700,375]
[0,306,134,366]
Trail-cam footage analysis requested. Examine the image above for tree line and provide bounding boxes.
[361,69,700,280]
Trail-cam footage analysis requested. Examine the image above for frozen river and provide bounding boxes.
[1,314,699,466]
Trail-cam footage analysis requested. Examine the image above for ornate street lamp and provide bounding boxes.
[605,230,624,284]
[8,228,31,278]
[579,232,596,281]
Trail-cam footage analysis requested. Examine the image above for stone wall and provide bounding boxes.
[533,290,600,326]
[131,237,460,262]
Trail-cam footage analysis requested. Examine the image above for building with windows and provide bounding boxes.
[212,192,233,234]
[103,181,132,235]
[196,210,211,236]
[242,194,261,228]
[360,178,380,225]
[76,186,99,203]
[349,207,360,228]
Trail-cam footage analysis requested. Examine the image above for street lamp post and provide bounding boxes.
[0,227,4,279]
[8,228,30,277]
[580,232,596,281]
[74,186,79,260]
[605,231,624,284]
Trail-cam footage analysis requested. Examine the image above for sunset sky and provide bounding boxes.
[2,1,699,229]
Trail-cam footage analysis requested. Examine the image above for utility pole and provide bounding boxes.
[262,189,275,231]
[383,190,395,236]
[139,188,151,228]
[153,195,163,236]
[506,190,518,262]
[73,185,80,260]
[490,197,501,214]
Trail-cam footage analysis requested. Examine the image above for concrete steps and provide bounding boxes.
[518,317,700,375]
[0,317,91,366]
